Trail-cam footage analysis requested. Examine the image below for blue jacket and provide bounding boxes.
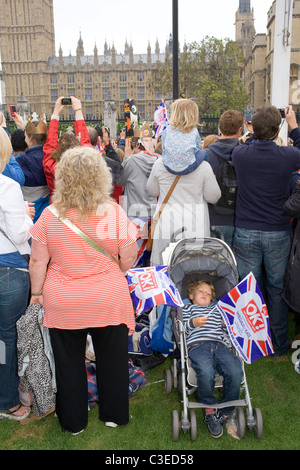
[16,146,50,222]
[2,127,25,185]
[3,155,25,186]
[204,138,240,226]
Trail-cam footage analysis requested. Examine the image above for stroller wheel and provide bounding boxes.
[253,408,263,439]
[164,369,173,394]
[190,410,197,441]
[172,410,180,441]
[236,407,246,439]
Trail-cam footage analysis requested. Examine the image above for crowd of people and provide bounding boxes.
[0,95,300,438]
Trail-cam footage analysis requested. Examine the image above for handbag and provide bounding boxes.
[149,305,174,355]
[48,205,119,265]
[146,175,181,252]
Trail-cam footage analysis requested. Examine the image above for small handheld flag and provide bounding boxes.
[127,265,183,316]
[217,272,274,364]
[153,101,168,138]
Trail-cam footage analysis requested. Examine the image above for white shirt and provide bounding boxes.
[0,174,32,256]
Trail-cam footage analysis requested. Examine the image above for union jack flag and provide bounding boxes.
[217,272,274,364]
[127,265,183,316]
[153,101,168,138]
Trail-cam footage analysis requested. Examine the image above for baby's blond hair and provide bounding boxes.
[169,98,199,134]
[187,280,216,302]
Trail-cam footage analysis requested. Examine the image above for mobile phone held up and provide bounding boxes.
[61,98,72,105]
[10,105,17,116]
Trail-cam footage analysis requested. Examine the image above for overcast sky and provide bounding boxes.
[53,0,274,56]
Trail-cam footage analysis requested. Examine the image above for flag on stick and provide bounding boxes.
[153,101,168,138]
[217,272,274,364]
[127,265,183,316]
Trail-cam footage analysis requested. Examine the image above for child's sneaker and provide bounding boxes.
[204,410,223,438]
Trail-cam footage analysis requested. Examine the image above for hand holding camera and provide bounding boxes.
[285,105,298,130]
[53,97,66,116]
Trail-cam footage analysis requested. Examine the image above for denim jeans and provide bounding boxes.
[0,267,30,410]
[233,228,292,356]
[189,342,243,416]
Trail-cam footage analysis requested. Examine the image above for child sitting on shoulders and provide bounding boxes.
[182,280,243,439]
[161,99,206,175]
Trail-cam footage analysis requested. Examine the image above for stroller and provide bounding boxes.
[163,237,263,441]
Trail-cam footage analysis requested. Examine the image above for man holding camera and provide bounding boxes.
[232,105,300,357]
[86,125,123,190]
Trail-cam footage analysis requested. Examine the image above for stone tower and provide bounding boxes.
[235,0,255,41]
[235,0,256,59]
[0,0,55,114]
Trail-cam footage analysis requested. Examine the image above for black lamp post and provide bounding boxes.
[173,0,179,100]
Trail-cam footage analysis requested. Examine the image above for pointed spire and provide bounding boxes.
[129,42,134,66]
[59,44,63,66]
[124,38,130,54]
[76,33,84,57]
[155,38,160,54]
[111,43,116,66]
[147,41,151,64]
[104,39,108,55]
[94,43,98,67]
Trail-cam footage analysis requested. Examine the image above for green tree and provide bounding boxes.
[152,36,248,116]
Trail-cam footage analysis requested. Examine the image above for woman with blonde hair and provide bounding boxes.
[29,146,138,435]
[0,127,34,421]
[161,98,207,175]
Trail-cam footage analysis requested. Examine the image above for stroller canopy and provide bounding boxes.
[168,237,239,301]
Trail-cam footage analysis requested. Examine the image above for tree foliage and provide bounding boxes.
[152,36,248,116]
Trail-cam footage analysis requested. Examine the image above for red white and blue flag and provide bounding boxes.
[217,272,274,364]
[153,101,168,138]
[127,265,183,316]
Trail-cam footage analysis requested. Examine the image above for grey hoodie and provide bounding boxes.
[117,151,158,217]
[204,138,240,226]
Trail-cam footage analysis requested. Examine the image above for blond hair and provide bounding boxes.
[169,99,199,133]
[52,146,112,220]
[187,280,216,302]
[203,134,218,149]
[0,127,13,174]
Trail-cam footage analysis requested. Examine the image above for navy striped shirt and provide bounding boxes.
[182,301,227,349]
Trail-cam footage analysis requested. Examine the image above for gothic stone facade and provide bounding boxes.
[0,0,168,121]
[238,0,300,113]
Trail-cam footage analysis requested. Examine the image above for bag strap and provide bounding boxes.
[48,205,119,265]
[153,175,181,224]
[0,227,29,263]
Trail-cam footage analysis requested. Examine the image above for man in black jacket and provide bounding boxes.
[204,109,244,248]
[232,105,300,357]
[87,126,123,188]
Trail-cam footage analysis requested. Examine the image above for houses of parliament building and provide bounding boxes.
[0,0,168,122]
[0,0,300,123]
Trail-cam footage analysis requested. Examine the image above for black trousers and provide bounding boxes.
[49,324,129,433]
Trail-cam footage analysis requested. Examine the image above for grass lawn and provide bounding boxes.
[1,315,300,452]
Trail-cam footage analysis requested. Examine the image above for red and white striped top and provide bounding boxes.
[30,202,138,330]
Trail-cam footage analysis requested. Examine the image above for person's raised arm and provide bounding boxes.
[71,96,91,147]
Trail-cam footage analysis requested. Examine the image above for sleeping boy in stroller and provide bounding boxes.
[183,280,243,438]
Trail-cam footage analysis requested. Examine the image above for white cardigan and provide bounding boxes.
[146,159,221,266]
[0,174,32,256]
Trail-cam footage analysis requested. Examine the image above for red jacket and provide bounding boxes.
[43,118,91,196]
